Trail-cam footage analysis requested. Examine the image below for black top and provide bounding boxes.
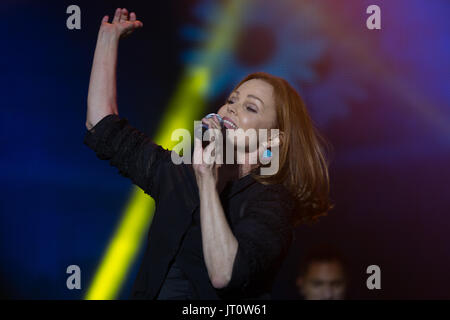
[155,260,194,300]
[84,114,297,300]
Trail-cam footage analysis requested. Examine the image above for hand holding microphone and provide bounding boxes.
[193,113,226,180]
[195,113,225,149]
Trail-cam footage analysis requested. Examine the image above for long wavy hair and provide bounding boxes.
[232,72,334,226]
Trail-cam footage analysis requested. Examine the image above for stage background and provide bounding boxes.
[1,0,449,299]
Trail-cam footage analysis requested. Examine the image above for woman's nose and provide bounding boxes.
[227,103,236,115]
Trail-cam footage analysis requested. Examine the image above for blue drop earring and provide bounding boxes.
[263,149,272,159]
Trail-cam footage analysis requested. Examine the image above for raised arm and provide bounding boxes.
[84,9,198,204]
[86,8,143,130]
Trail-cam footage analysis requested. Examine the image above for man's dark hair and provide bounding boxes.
[298,243,348,278]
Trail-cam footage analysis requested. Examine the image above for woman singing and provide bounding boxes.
[84,8,333,300]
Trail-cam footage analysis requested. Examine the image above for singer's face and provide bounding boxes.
[217,79,277,150]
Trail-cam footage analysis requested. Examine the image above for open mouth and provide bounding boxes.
[222,117,238,129]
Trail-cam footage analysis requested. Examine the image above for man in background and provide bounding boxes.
[296,244,348,300]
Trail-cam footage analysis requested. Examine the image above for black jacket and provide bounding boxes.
[84,114,297,299]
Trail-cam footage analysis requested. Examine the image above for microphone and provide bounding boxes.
[194,113,225,149]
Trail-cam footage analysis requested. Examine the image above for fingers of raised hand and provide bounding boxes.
[119,8,128,23]
[133,20,143,28]
[110,8,143,27]
[113,8,121,23]
[129,12,143,28]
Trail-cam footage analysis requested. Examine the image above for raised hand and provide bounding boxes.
[99,8,143,39]
[86,8,143,130]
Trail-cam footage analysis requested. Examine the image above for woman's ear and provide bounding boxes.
[269,130,284,149]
